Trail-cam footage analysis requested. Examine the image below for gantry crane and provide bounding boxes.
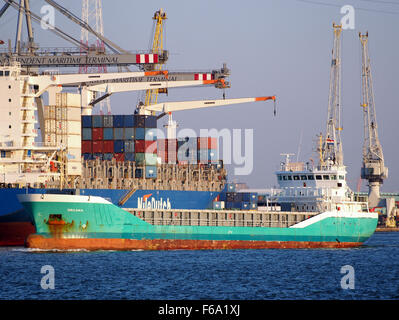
[144,8,167,107]
[359,32,388,208]
[321,23,344,168]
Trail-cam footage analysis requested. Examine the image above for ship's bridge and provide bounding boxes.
[275,161,349,198]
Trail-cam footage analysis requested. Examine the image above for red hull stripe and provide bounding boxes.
[26,235,363,251]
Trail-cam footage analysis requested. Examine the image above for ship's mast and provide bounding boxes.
[321,23,343,168]
[359,32,388,208]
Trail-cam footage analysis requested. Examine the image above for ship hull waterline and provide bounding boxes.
[19,194,378,251]
[0,188,220,246]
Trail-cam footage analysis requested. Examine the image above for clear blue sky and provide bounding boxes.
[1,0,398,192]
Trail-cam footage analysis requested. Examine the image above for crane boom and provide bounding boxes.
[359,32,388,208]
[144,96,276,113]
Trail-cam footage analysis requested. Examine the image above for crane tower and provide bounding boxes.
[359,32,388,208]
[144,8,167,107]
[80,0,111,114]
[321,23,344,168]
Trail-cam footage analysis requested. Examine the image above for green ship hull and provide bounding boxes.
[18,194,378,250]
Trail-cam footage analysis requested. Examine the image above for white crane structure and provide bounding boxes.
[143,96,276,140]
[80,0,111,115]
[359,32,388,208]
[321,23,344,168]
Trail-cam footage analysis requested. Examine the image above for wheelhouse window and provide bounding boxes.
[283,175,287,180]
[331,175,337,180]
[293,175,300,180]
[323,175,330,180]
[287,175,292,180]
[339,175,345,180]
[307,175,314,180]
[278,175,282,180]
[300,175,307,180]
[315,175,322,180]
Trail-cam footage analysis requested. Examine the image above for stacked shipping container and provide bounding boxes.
[81,114,221,179]
[157,137,218,165]
[214,183,258,210]
[81,114,158,179]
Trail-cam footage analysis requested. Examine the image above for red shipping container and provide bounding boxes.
[92,127,104,141]
[167,150,177,163]
[135,140,157,154]
[157,139,167,152]
[158,151,168,163]
[197,137,217,149]
[145,141,157,154]
[114,153,124,162]
[167,139,177,152]
[103,140,114,153]
[81,140,92,153]
[92,140,103,153]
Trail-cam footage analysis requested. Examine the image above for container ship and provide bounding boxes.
[18,158,378,250]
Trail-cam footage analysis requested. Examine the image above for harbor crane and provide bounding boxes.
[359,32,388,208]
[143,96,276,140]
[0,0,168,67]
[144,8,168,107]
[321,23,344,168]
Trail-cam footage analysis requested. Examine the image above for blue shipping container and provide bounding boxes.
[219,192,227,202]
[241,202,250,210]
[124,127,135,140]
[114,140,124,153]
[82,115,92,128]
[225,202,234,209]
[145,128,157,141]
[113,115,124,128]
[103,127,113,140]
[92,115,103,128]
[113,128,124,140]
[135,168,143,178]
[103,115,113,127]
[123,115,135,127]
[82,128,92,140]
[103,153,113,160]
[145,165,157,178]
[124,140,134,153]
[93,153,103,160]
[144,115,157,128]
[250,202,258,210]
[125,152,135,161]
[83,153,93,160]
[135,128,145,140]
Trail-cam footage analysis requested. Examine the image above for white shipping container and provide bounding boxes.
[44,106,55,120]
[55,121,66,134]
[56,134,67,145]
[66,147,81,162]
[44,133,56,146]
[56,107,62,120]
[66,162,82,176]
[44,119,56,133]
[67,134,81,148]
[67,121,81,135]
[66,106,81,121]
[56,93,81,107]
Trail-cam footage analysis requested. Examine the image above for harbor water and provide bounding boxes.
[0,232,398,300]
